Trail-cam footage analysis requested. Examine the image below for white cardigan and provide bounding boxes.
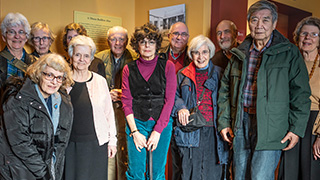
[67,72,117,146]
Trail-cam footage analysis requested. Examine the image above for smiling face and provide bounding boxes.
[298,25,320,53]
[216,21,236,50]
[71,45,92,71]
[192,44,210,69]
[33,29,51,56]
[39,66,64,98]
[2,25,28,51]
[249,9,277,46]
[168,22,189,53]
[108,29,127,59]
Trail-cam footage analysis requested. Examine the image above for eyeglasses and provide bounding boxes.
[300,32,319,38]
[138,40,156,46]
[109,37,126,43]
[6,29,27,37]
[42,72,66,83]
[33,36,51,42]
[171,32,189,38]
[192,50,210,57]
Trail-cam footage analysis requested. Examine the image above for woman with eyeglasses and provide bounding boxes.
[121,23,176,179]
[171,35,229,180]
[278,16,320,180]
[63,35,117,180]
[0,53,74,180]
[28,22,55,60]
[0,13,34,89]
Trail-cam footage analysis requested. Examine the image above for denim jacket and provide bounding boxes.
[172,61,229,164]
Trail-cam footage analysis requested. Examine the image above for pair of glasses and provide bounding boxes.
[192,50,210,56]
[109,37,126,43]
[171,32,189,38]
[33,36,51,42]
[138,40,156,46]
[42,72,66,83]
[300,32,319,38]
[6,29,27,37]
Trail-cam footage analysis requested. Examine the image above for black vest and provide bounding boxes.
[128,57,166,121]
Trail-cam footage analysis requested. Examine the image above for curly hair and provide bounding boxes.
[130,23,162,54]
[62,23,87,52]
[27,53,73,88]
[293,16,320,47]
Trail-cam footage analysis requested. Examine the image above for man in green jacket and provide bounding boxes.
[217,1,311,180]
[96,26,137,180]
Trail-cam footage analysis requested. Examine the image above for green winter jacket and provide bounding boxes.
[217,30,311,150]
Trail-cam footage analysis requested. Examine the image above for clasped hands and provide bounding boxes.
[132,130,160,152]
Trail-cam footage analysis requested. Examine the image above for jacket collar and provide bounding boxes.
[232,29,290,61]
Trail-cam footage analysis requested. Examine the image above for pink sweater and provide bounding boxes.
[122,55,177,133]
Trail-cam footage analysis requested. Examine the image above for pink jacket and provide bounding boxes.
[67,72,117,146]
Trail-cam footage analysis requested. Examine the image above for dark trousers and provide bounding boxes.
[179,126,223,180]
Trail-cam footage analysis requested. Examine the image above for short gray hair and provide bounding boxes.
[107,26,128,39]
[68,35,96,61]
[1,12,31,38]
[187,35,215,59]
[247,0,278,23]
[169,22,189,34]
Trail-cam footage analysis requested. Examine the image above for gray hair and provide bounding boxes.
[1,12,31,38]
[29,22,56,46]
[187,35,215,59]
[107,26,128,39]
[169,22,189,34]
[247,0,278,23]
[68,35,96,61]
[293,16,320,47]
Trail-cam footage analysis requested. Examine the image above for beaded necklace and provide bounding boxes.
[309,53,319,79]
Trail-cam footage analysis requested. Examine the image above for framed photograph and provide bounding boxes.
[149,4,186,31]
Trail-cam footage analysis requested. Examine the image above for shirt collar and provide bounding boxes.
[250,32,273,53]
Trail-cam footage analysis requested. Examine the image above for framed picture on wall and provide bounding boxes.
[149,4,186,31]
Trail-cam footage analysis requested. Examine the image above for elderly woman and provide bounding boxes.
[62,23,105,77]
[29,22,56,59]
[172,35,228,179]
[0,53,73,180]
[278,16,320,180]
[121,23,176,179]
[0,12,34,88]
[64,35,117,180]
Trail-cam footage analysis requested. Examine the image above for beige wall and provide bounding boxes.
[0,0,135,56]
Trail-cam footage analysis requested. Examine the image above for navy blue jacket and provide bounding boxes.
[172,61,229,164]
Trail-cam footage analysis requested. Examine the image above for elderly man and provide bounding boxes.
[212,20,238,71]
[161,22,191,73]
[217,1,311,180]
[96,26,137,180]
[161,22,191,180]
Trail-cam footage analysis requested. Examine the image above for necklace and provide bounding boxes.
[309,53,319,79]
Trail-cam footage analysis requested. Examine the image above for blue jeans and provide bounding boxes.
[233,112,281,180]
[126,118,173,180]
